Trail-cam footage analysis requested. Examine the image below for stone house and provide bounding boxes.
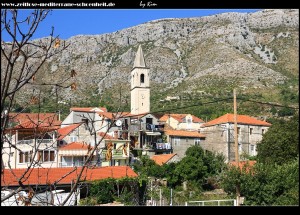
[164,129,206,159]
[200,113,272,162]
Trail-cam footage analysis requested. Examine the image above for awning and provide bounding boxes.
[145,132,161,136]
[58,150,89,156]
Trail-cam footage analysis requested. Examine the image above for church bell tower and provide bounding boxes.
[130,45,150,115]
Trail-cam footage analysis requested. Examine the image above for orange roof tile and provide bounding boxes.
[7,120,61,133]
[1,166,138,187]
[98,132,115,140]
[151,154,177,166]
[9,113,58,124]
[7,113,61,132]
[70,107,107,112]
[229,160,256,172]
[59,142,92,150]
[99,112,115,119]
[99,111,135,120]
[159,114,204,123]
[57,123,81,140]
[165,129,206,138]
[192,115,204,123]
[202,113,272,127]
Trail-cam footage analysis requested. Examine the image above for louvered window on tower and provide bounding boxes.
[140,74,144,84]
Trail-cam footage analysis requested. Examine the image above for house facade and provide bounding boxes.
[200,113,272,162]
[164,130,206,159]
[159,114,204,131]
[100,139,131,167]
[2,113,61,169]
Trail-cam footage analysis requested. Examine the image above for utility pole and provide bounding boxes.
[234,89,239,164]
[170,188,173,206]
[160,188,162,206]
[233,88,240,206]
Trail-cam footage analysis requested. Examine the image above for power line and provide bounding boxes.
[150,98,233,115]
[237,97,299,110]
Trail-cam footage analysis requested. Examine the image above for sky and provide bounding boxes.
[2,9,260,41]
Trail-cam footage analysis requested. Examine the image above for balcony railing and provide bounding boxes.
[101,149,128,158]
[18,139,53,144]
[143,142,172,150]
[59,161,99,167]
[141,123,164,131]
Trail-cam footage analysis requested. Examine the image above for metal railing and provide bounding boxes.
[141,123,164,131]
[59,161,99,167]
[185,199,236,206]
[101,149,127,158]
[143,143,172,150]
[18,139,53,144]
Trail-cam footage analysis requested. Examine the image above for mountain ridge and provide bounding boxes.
[4,9,299,119]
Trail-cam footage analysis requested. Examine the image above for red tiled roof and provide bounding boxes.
[159,114,204,123]
[99,111,134,120]
[151,154,177,166]
[98,132,115,140]
[165,129,206,138]
[57,123,81,140]
[229,160,256,172]
[7,113,61,132]
[70,107,107,112]
[99,112,115,120]
[7,120,61,133]
[59,142,92,150]
[1,166,138,187]
[9,113,58,124]
[201,113,272,127]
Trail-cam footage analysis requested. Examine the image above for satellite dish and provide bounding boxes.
[116,120,122,127]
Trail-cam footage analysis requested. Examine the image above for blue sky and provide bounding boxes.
[2,9,260,41]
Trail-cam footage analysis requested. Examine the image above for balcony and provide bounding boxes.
[18,139,53,144]
[100,149,128,159]
[143,142,172,151]
[141,123,164,131]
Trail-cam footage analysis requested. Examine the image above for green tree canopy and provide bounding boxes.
[221,158,299,205]
[175,146,225,188]
[257,115,299,165]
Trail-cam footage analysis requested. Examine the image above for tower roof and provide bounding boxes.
[133,45,146,68]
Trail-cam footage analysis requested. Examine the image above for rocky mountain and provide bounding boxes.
[8,9,300,119]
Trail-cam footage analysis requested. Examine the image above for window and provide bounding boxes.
[38,150,55,162]
[19,151,32,163]
[238,143,242,152]
[187,118,192,129]
[250,128,253,135]
[174,137,180,146]
[194,138,201,146]
[237,127,241,135]
[250,144,256,156]
[262,129,265,135]
[140,74,145,84]
[70,136,78,142]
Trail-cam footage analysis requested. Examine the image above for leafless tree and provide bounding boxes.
[1,9,137,206]
[0,9,73,205]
